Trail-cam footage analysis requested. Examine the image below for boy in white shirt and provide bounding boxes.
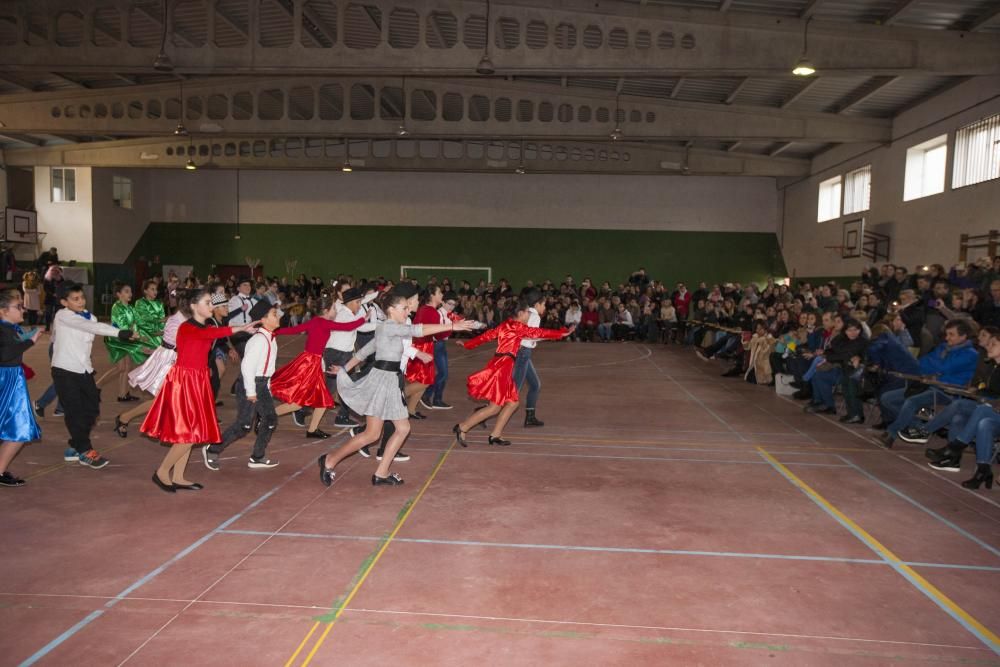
[51,283,136,469]
[204,302,281,471]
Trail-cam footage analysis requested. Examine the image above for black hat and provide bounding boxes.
[248,299,276,321]
[391,282,419,299]
[341,287,364,303]
[237,276,253,287]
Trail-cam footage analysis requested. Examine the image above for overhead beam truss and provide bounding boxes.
[0,0,996,77]
[1,135,810,177]
[0,76,892,143]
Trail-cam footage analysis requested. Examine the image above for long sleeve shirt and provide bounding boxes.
[354,321,424,364]
[226,293,258,326]
[918,341,979,386]
[326,302,365,352]
[175,320,234,370]
[0,320,33,367]
[465,319,567,355]
[274,315,365,354]
[52,308,130,374]
[413,304,442,344]
[520,307,542,349]
[241,329,277,396]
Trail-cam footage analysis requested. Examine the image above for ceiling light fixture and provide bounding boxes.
[234,169,241,240]
[342,138,353,172]
[610,94,624,141]
[476,0,495,75]
[396,76,409,136]
[172,79,188,136]
[185,158,197,170]
[152,0,174,72]
[515,140,526,174]
[792,18,816,76]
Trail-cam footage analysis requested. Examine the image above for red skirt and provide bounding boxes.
[140,365,220,444]
[404,340,436,385]
[467,355,518,406]
[270,351,333,408]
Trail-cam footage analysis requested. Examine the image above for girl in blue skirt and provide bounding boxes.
[0,288,42,487]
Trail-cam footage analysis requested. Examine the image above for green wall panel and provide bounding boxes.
[131,222,788,289]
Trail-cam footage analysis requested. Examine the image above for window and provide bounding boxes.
[112,175,133,209]
[953,114,1000,189]
[51,167,76,202]
[817,175,842,222]
[843,165,871,214]
[904,134,947,201]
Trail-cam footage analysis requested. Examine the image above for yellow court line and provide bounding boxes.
[285,440,458,667]
[757,447,1000,655]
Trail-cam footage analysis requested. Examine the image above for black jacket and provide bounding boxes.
[0,322,34,367]
[824,333,868,365]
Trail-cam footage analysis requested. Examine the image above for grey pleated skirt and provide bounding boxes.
[337,367,408,421]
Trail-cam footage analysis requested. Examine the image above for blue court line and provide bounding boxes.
[835,454,1000,561]
[216,529,1000,572]
[758,449,1000,656]
[18,462,314,667]
[403,447,851,467]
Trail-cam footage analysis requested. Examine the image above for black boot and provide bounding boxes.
[523,409,544,428]
[792,387,813,401]
[925,442,961,462]
[961,464,994,490]
[928,445,964,472]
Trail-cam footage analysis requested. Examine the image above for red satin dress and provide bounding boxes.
[404,304,440,385]
[463,319,567,406]
[270,315,365,408]
[141,320,233,444]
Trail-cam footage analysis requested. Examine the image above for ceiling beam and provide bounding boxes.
[0,133,44,146]
[0,2,997,77]
[727,141,743,152]
[133,3,199,48]
[781,78,820,109]
[0,135,811,177]
[880,0,922,26]
[835,76,898,113]
[0,73,36,92]
[0,76,892,144]
[48,72,88,89]
[724,77,750,105]
[964,4,1000,32]
[769,142,793,156]
[670,78,685,99]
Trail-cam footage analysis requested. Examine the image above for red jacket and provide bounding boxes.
[464,319,566,355]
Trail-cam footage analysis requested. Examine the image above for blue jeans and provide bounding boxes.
[512,347,540,410]
[424,340,449,404]
[883,387,953,438]
[35,342,62,411]
[954,403,1000,463]
[597,323,613,341]
[810,367,842,409]
[922,397,978,435]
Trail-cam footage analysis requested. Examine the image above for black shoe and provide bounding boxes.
[961,463,994,490]
[721,368,743,378]
[925,445,950,461]
[839,415,864,424]
[33,401,44,419]
[409,412,427,420]
[334,415,359,428]
[0,471,26,487]
[152,473,176,494]
[358,445,371,458]
[113,415,128,438]
[804,404,836,415]
[376,450,411,462]
[928,456,962,472]
[215,399,224,407]
[875,432,894,449]
[306,429,331,439]
[790,381,804,389]
[524,411,544,427]
[117,394,139,403]
[792,389,812,401]
[432,401,453,410]
[173,482,204,491]
[372,473,404,486]
[452,424,468,448]
[898,427,930,444]
[488,435,511,446]
[292,409,307,428]
[318,455,334,487]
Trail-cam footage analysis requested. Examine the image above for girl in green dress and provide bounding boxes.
[98,283,150,402]
[133,280,166,349]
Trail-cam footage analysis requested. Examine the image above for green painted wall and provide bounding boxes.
[125,222,787,289]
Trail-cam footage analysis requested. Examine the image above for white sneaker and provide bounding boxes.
[419,397,434,411]
[248,458,279,469]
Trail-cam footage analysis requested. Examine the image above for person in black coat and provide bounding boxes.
[806,319,868,415]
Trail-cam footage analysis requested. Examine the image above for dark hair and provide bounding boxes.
[842,318,862,331]
[57,282,84,301]
[522,289,543,307]
[443,291,458,302]
[382,292,409,312]
[187,287,212,307]
[420,284,442,306]
[142,279,157,293]
[944,319,974,339]
[515,298,534,315]
[0,287,20,310]
[113,281,130,296]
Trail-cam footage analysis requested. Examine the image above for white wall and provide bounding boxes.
[91,168,150,264]
[138,169,778,233]
[34,166,93,263]
[781,76,1000,278]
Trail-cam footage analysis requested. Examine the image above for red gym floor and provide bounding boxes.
[3,337,1000,666]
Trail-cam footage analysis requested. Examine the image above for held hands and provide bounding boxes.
[233,320,261,334]
[326,365,342,375]
[416,351,433,364]
[30,329,42,344]
[563,324,577,337]
[452,320,477,332]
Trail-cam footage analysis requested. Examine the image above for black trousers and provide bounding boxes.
[52,367,101,454]
[210,378,276,461]
[324,348,355,418]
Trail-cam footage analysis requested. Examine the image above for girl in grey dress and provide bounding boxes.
[319,290,474,486]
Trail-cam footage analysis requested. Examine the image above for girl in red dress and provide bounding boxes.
[271,298,366,437]
[403,286,444,418]
[141,288,259,493]
[452,299,573,447]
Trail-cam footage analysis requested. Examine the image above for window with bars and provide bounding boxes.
[843,165,871,215]
[904,134,947,201]
[953,114,1000,189]
[817,175,842,223]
